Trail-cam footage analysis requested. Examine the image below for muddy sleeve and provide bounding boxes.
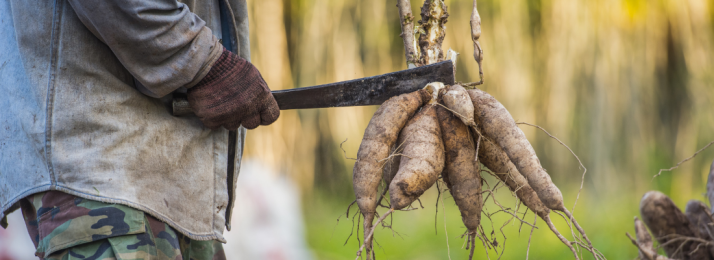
[67,0,223,98]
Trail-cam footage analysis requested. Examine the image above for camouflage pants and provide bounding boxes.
[19,191,226,260]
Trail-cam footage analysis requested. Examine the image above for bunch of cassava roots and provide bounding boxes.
[629,159,714,260]
[349,1,603,259]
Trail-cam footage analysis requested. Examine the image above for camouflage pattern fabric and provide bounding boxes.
[19,191,226,260]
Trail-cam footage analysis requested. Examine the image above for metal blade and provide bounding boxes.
[273,60,454,110]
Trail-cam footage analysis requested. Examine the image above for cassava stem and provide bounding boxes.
[397,0,419,68]
[418,0,449,65]
[470,0,483,84]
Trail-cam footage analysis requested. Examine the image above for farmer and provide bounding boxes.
[0,0,279,259]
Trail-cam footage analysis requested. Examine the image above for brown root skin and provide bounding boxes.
[640,191,710,259]
[467,88,564,212]
[362,213,375,260]
[684,200,714,256]
[476,137,550,219]
[383,143,403,188]
[442,84,476,127]
[376,124,411,209]
[684,200,712,239]
[389,104,445,210]
[375,145,400,209]
[353,89,428,258]
[361,86,442,258]
[436,105,482,233]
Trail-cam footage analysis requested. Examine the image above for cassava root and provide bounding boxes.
[467,88,599,258]
[352,85,600,259]
[356,84,445,259]
[475,133,580,259]
[630,158,714,259]
[353,89,429,258]
[639,191,711,259]
[436,105,482,259]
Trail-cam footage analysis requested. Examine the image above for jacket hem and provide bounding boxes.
[0,184,53,225]
[52,186,227,243]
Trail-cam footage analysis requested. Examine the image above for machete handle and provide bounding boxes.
[170,92,279,117]
[172,93,194,117]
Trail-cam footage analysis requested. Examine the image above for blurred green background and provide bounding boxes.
[242,0,714,258]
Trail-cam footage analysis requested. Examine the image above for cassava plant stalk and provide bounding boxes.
[470,0,483,84]
[397,0,420,68]
[418,0,449,65]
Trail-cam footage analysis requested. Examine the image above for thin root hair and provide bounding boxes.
[652,140,714,179]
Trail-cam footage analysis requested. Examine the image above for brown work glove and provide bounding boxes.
[188,47,280,130]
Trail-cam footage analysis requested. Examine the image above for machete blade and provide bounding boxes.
[273,60,455,110]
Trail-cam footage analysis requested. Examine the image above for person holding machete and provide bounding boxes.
[0,0,278,259]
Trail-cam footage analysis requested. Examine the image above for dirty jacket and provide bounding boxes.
[0,0,251,242]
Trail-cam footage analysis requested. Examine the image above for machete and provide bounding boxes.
[172,60,455,116]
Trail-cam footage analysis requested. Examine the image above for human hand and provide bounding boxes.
[188,48,280,130]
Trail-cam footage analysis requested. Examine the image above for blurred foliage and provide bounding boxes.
[243,0,714,258]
